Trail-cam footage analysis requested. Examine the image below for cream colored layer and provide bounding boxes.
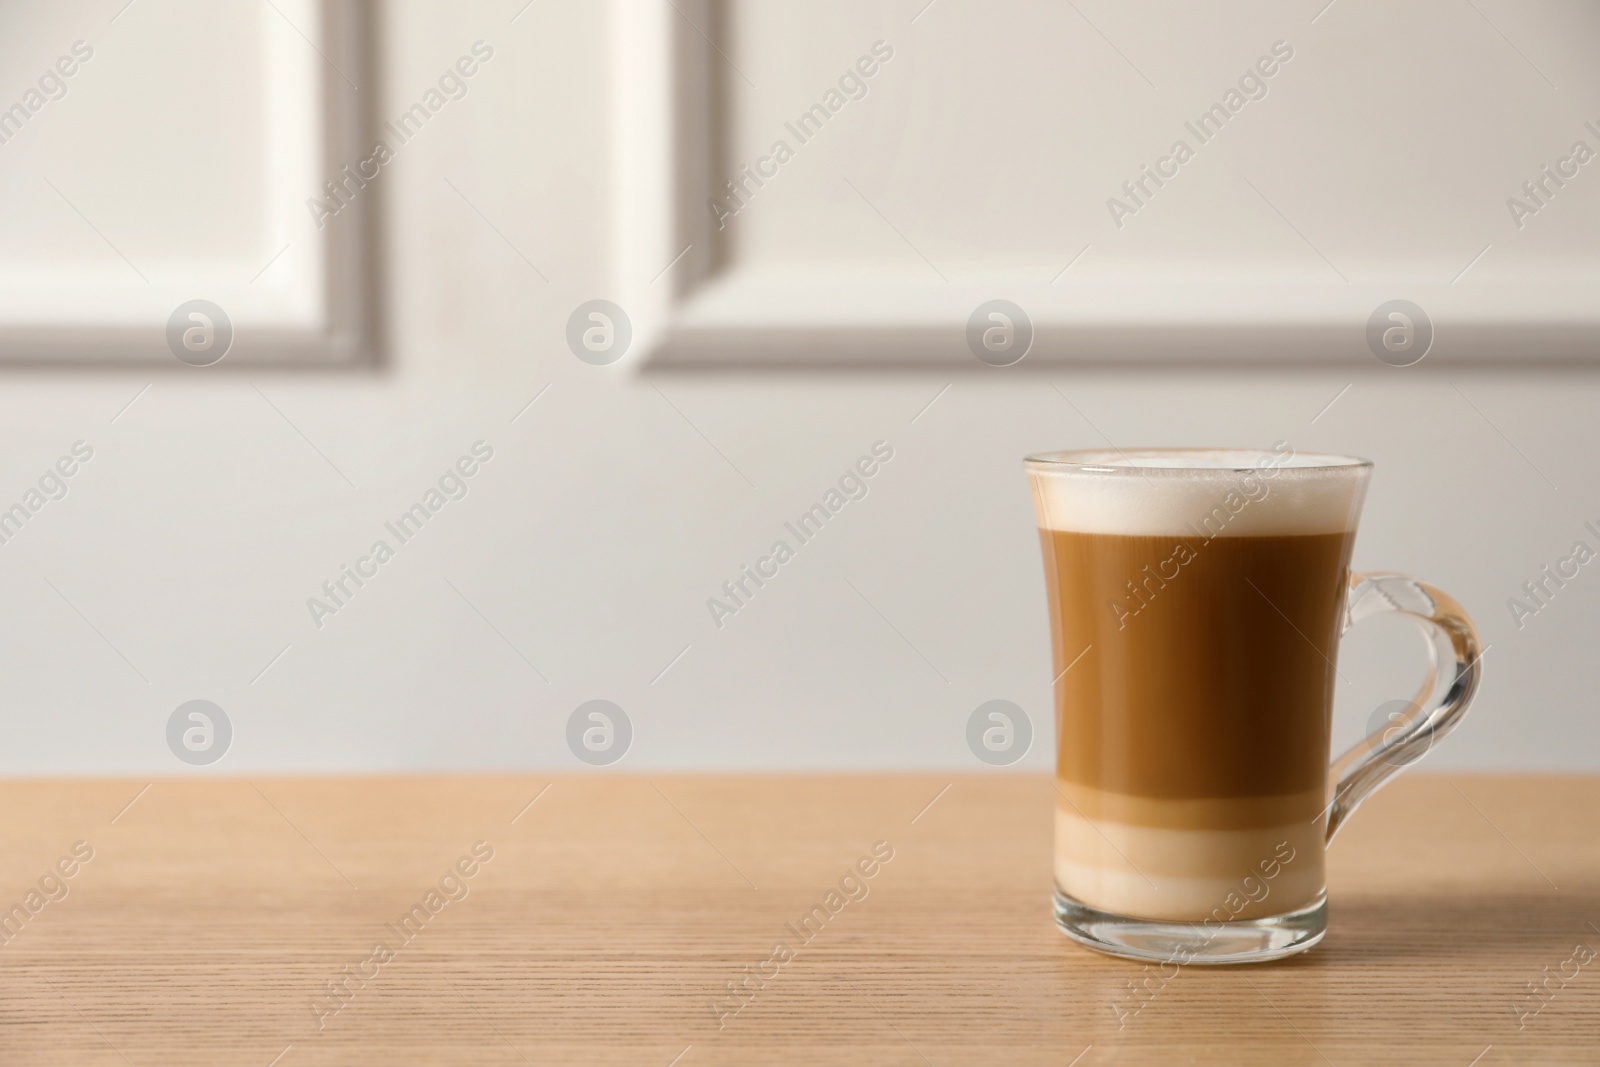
[1027,455,1365,537]
[1055,805,1324,922]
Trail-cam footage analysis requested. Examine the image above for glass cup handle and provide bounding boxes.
[1325,572,1483,843]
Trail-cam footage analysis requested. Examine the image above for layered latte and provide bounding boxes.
[1031,450,1365,921]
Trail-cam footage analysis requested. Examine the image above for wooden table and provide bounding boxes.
[0,775,1595,1065]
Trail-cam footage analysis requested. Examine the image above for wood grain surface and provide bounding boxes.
[0,774,1594,1065]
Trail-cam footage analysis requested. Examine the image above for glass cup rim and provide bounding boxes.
[1023,447,1372,475]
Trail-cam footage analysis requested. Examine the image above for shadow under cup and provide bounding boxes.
[1027,448,1373,964]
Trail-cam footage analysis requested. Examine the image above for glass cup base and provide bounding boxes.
[1053,889,1327,965]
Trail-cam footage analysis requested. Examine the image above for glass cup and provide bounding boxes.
[1025,447,1481,964]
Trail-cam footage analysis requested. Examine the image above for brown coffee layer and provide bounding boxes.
[1043,529,1354,802]
[1054,780,1325,831]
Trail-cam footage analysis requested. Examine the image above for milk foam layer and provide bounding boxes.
[1027,448,1369,537]
[1056,800,1325,921]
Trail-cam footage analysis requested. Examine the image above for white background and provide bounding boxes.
[0,0,1595,773]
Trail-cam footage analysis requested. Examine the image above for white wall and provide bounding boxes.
[0,0,1595,774]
